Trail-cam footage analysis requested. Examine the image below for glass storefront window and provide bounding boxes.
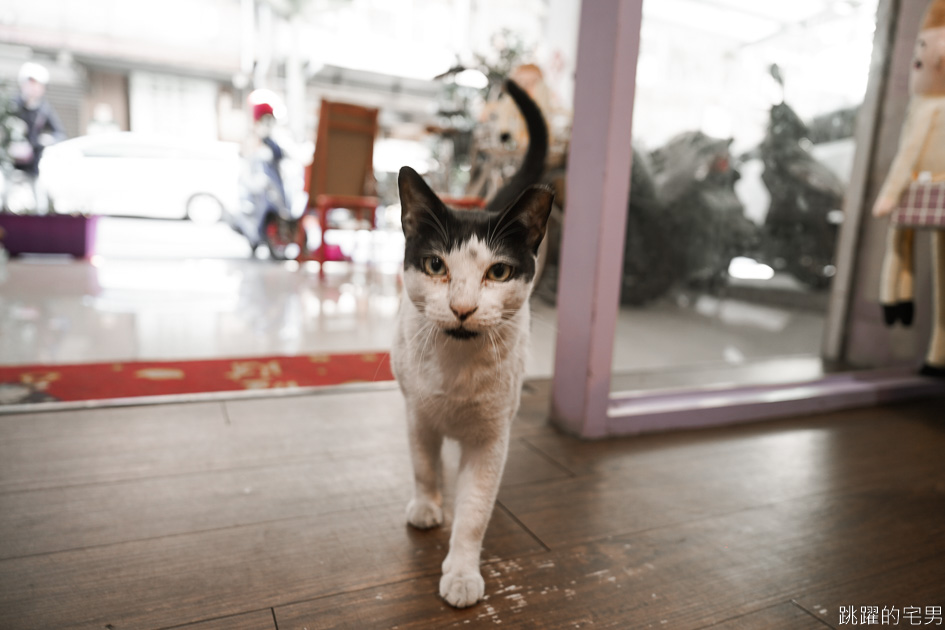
[607,0,879,392]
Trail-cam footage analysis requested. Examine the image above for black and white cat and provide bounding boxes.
[391,80,552,608]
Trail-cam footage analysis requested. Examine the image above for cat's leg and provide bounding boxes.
[405,408,444,529]
[440,433,509,608]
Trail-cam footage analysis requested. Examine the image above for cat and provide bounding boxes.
[391,78,552,608]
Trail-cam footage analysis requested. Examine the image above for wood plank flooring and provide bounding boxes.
[0,382,942,629]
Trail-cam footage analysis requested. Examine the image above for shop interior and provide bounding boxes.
[1,0,887,393]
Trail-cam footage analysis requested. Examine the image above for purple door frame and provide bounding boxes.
[551,0,642,438]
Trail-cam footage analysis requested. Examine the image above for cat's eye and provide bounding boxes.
[486,263,513,282]
[422,256,448,277]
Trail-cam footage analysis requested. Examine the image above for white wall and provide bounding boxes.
[129,71,219,141]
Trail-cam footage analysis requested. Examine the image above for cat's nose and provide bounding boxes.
[451,305,478,322]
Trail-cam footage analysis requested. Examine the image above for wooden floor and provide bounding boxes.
[1,382,943,630]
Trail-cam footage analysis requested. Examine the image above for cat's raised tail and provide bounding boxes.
[484,79,550,214]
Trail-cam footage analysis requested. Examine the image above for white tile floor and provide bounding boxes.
[0,217,828,388]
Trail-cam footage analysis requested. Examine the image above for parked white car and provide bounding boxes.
[39,132,240,223]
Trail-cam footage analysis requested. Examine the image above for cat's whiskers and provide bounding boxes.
[499,306,523,321]
[416,323,437,403]
[419,205,450,244]
[528,309,558,332]
[491,330,518,389]
[486,329,501,386]
[488,215,520,250]
[406,321,430,351]
[486,197,522,248]
[500,328,519,355]
[485,215,502,250]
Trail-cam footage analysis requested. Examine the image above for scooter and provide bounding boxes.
[227,138,307,259]
[620,131,755,306]
[751,64,845,289]
[0,107,39,213]
[617,146,677,306]
[535,132,752,307]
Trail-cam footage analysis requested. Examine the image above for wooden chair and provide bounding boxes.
[302,99,380,273]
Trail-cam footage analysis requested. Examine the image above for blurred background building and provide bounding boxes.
[0,0,579,146]
[0,0,875,150]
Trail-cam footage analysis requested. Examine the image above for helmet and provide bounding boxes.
[247,89,282,121]
[18,62,50,86]
[253,102,275,122]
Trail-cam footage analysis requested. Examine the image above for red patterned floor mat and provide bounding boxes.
[0,352,394,404]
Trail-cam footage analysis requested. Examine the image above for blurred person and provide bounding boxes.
[250,100,288,211]
[231,91,292,254]
[8,62,66,212]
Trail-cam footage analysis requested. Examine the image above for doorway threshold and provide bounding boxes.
[605,363,945,436]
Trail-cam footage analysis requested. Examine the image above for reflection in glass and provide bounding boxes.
[610,0,878,391]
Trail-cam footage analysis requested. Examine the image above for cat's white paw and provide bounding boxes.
[439,568,485,608]
[406,498,443,529]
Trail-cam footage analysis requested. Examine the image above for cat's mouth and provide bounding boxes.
[443,327,480,340]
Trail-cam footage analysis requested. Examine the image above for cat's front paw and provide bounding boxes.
[406,498,443,529]
[439,569,485,608]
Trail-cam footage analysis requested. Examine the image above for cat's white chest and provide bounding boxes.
[391,296,528,439]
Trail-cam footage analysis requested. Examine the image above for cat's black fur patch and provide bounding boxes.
[444,327,480,340]
[398,78,553,283]
[399,170,552,283]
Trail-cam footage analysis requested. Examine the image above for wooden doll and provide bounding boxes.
[873,0,945,376]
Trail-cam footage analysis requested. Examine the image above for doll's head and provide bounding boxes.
[911,0,945,96]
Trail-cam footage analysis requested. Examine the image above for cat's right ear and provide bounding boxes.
[398,166,443,239]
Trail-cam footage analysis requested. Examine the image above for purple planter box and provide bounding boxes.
[0,213,97,258]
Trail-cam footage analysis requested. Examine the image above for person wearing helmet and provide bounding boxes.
[8,62,67,212]
[232,91,291,254]
[251,100,287,213]
[11,62,66,175]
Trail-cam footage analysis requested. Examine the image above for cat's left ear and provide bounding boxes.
[398,166,445,239]
[507,185,554,254]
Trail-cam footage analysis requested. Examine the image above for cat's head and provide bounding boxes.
[398,166,553,340]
